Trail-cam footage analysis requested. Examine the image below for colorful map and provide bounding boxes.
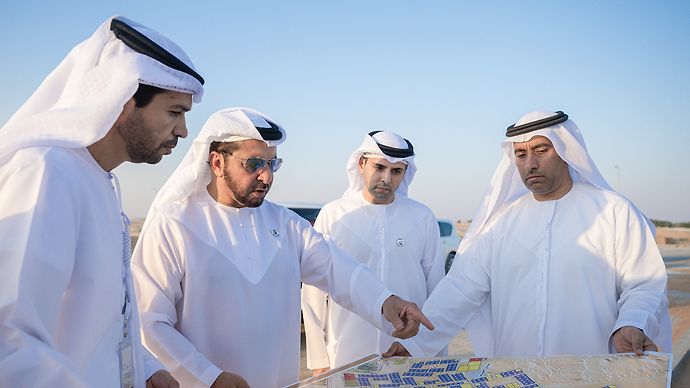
[290,353,671,388]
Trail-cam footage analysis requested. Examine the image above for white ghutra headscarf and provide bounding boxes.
[460,110,622,253]
[0,15,204,162]
[461,110,667,355]
[143,107,286,229]
[342,131,417,199]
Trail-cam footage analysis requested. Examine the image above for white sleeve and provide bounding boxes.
[132,216,223,387]
[298,223,393,335]
[142,346,165,382]
[299,208,333,369]
[422,216,447,297]
[402,233,491,357]
[300,284,331,369]
[0,155,89,387]
[611,203,671,351]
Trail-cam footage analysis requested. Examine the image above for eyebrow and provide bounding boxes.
[514,142,551,152]
[531,142,552,149]
[171,104,192,112]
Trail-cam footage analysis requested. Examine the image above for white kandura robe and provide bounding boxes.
[301,194,445,369]
[0,147,158,387]
[402,182,671,357]
[132,191,392,388]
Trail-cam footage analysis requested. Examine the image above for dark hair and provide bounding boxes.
[209,141,241,155]
[132,84,167,108]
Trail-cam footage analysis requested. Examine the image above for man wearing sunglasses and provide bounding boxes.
[301,131,446,376]
[131,107,435,388]
[0,16,203,387]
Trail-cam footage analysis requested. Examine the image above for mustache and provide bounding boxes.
[526,169,543,179]
[161,138,178,148]
[253,182,271,191]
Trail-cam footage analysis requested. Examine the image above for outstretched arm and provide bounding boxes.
[300,225,433,339]
[397,237,492,357]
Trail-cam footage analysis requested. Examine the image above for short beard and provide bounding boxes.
[367,183,394,203]
[117,109,163,164]
[223,173,268,208]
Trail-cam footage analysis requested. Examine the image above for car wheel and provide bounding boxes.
[445,252,456,274]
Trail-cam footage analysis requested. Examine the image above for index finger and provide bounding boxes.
[405,308,435,331]
[391,318,419,339]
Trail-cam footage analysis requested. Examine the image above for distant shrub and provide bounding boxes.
[652,219,673,227]
[652,219,690,228]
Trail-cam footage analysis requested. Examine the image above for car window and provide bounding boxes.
[438,221,452,237]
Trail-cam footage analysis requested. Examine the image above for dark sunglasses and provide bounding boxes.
[224,153,283,173]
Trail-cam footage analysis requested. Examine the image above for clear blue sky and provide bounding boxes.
[2,1,689,222]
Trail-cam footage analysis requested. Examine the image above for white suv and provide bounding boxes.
[438,219,461,273]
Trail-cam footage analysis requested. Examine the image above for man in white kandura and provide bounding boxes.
[132,107,434,388]
[0,16,204,387]
[385,110,672,359]
[302,131,446,375]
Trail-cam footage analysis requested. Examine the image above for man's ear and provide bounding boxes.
[209,152,225,177]
[358,156,367,173]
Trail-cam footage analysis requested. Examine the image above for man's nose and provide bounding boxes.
[257,166,273,184]
[174,115,188,139]
[525,153,538,169]
[380,170,391,183]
